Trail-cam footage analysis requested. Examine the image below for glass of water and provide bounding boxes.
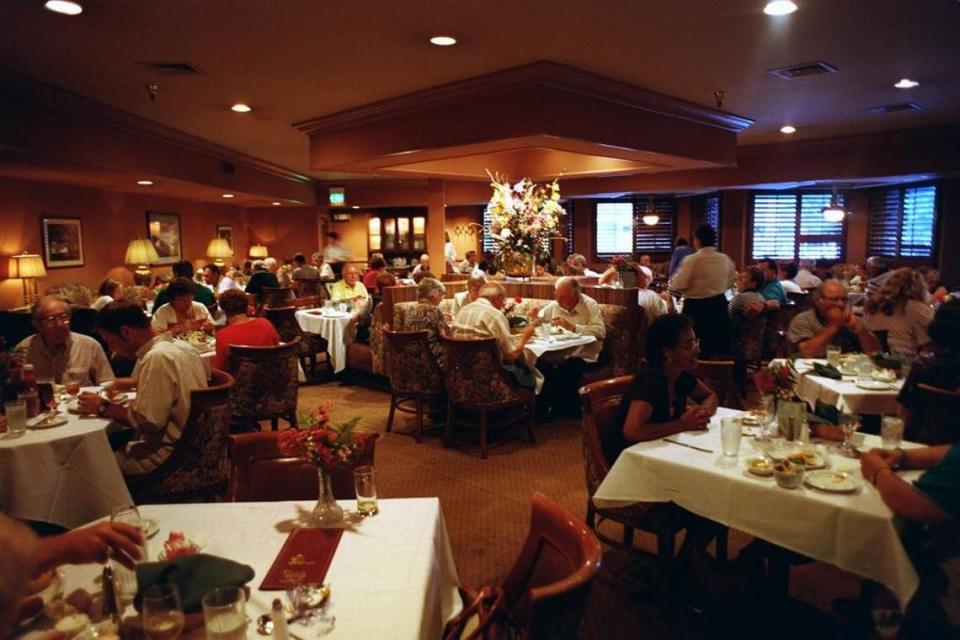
[826,346,841,368]
[202,586,248,640]
[837,412,860,457]
[110,505,147,602]
[881,415,904,450]
[720,416,742,458]
[354,465,379,517]
[3,400,27,437]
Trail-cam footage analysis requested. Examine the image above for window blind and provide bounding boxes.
[867,184,937,258]
[633,198,675,254]
[751,192,846,261]
[595,202,634,255]
[798,193,843,259]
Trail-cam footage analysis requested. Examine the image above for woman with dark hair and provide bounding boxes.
[150,277,214,335]
[213,289,279,372]
[91,278,123,311]
[363,257,388,292]
[605,314,718,465]
[864,268,934,354]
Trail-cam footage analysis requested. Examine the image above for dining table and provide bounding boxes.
[0,387,132,529]
[517,332,597,394]
[295,308,355,374]
[29,498,462,639]
[788,357,903,415]
[593,407,923,609]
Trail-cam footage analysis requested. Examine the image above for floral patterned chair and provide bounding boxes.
[384,329,445,443]
[126,369,235,504]
[228,338,301,431]
[265,306,330,377]
[441,335,535,460]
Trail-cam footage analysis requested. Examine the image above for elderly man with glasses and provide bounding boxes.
[787,279,881,357]
[14,295,114,385]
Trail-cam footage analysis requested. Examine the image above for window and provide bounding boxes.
[482,205,496,254]
[562,201,574,254]
[633,198,675,255]
[750,192,845,261]
[595,202,634,255]
[594,199,675,257]
[868,184,938,258]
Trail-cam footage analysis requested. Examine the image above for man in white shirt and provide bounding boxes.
[15,296,114,385]
[323,232,351,279]
[453,282,537,387]
[411,254,431,277]
[76,301,207,476]
[444,231,458,273]
[203,263,241,294]
[458,250,480,274]
[535,277,606,418]
[636,266,672,320]
[780,262,805,294]
[669,224,736,358]
[450,271,487,317]
[794,260,822,290]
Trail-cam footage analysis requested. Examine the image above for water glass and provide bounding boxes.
[142,584,185,640]
[720,416,742,457]
[838,413,860,457]
[856,354,874,376]
[202,586,247,640]
[826,346,841,368]
[110,505,146,601]
[881,415,904,450]
[354,465,379,516]
[4,400,27,435]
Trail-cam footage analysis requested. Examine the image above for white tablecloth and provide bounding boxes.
[296,310,355,373]
[56,498,461,639]
[792,358,903,415]
[520,334,597,394]
[0,394,132,529]
[593,407,921,608]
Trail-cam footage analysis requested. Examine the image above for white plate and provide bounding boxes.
[871,370,897,382]
[855,379,894,391]
[26,413,68,429]
[553,332,582,341]
[805,470,862,493]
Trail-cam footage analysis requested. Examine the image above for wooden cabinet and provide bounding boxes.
[369,208,427,267]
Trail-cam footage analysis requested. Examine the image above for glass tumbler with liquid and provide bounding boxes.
[142,584,185,640]
[202,586,248,640]
[354,465,379,516]
[110,505,147,602]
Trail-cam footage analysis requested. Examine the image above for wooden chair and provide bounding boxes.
[695,359,743,410]
[443,586,504,640]
[229,338,301,431]
[906,383,960,444]
[225,431,378,501]
[261,286,295,310]
[126,369,235,504]
[265,306,330,377]
[384,329,445,443]
[787,291,811,313]
[441,336,535,460]
[774,330,793,359]
[497,493,602,639]
[291,295,322,309]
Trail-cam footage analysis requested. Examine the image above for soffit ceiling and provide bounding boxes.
[0,0,958,182]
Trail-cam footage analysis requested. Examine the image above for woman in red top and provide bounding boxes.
[214,289,280,372]
[362,257,387,293]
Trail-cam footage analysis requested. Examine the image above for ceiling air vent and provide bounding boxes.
[868,102,922,114]
[768,61,838,80]
[138,61,203,76]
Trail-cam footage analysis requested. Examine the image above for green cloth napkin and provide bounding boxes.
[811,362,842,380]
[135,554,255,612]
[810,400,839,426]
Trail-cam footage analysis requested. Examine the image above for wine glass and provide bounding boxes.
[110,505,146,601]
[64,370,84,400]
[838,412,860,457]
[142,584,185,640]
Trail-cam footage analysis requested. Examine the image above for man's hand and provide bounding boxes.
[678,406,710,430]
[76,392,103,415]
[38,522,143,572]
[824,306,847,327]
[550,317,575,332]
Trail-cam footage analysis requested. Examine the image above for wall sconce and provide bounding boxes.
[124,238,160,287]
[368,218,382,251]
[412,216,426,235]
[11,253,46,306]
[249,244,269,258]
[206,237,234,266]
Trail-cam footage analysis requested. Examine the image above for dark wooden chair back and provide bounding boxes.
[265,306,303,344]
[292,295,322,309]
[907,383,960,444]
[787,291,811,312]
[384,329,444,393]
[225,431,378,501]
[500,493,602,640]
[261,286,295,309]
[443,586,505,640]
[695,359,743,410]
[579,376,634,483]
[295,279,323,296]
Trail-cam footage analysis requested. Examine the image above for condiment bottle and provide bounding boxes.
[271,598,289,640]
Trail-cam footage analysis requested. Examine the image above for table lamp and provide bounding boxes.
[206,238,234,266]
[125,238,160,286]
[11,253,46,306]
[249,244,269,258]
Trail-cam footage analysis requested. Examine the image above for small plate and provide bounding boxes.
[746,457,774,477]
[26,412,68,429]
[855,379,893,391]
[785,450,828,470]
[805,470,862,493]
[871,370,897,382]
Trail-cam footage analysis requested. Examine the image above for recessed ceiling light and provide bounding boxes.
[429,35,457,46]
[351,205,360,209]
[136,180,154,186]
[272,202,281,206]
[780,125,797,134]
[894,78,920,89]
[44,1,83,16]
[222,193,235,199]
[230,103,252,113]
[764,1,798,16]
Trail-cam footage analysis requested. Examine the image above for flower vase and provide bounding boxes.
[311,468,343,526]
[502,250,534,278]
[776,400,806,441]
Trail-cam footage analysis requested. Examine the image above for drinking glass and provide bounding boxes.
[64,370,84,399]
[826,346,841,368]
[202,586,247,640]
[856,354,874,377]
[37,377,56,411]
[881,415,904,450]
[354,465,379,517]
[838,412,860,457]
[4,400,27,436]
[720,416,742,458]
[142,584,185,640]
[110,505,146,601]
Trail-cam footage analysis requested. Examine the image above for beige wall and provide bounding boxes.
[444,205,483,261]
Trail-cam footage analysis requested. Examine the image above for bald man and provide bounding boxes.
[787,280,881,357]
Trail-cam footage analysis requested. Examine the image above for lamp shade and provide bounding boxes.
[206,238,234,260]
[13,254,46,278]
[125,238,160,266]
[249,244,269,258]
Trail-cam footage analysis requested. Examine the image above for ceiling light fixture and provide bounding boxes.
[271,201,281,206]
[230,103,252,113]
[222,193,235,199]
[894,78,920,89]
[764,1,798,15]
[780,125,797,134]
[44,0,83,16]
[136,180,154,186]
[429,35,457,46]
[639,198,659,226]
[821,187,846,223]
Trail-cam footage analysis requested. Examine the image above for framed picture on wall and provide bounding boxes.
[146,211,182,265]
[217,225,234,251]
[40,217,85,268]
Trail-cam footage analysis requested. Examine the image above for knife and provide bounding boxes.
[663,438,714,454]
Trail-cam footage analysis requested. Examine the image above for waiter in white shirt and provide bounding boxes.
[669,224,736,358]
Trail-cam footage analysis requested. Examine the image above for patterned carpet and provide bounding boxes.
[299,379,864,638]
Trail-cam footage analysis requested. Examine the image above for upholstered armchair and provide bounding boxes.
[384,329,445,443]
[229,338,301,431]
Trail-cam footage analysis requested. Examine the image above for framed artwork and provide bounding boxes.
[146,211,182,265]
[41,217,84,268]
[217,225,234,251]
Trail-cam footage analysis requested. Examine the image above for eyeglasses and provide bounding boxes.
[821,295,848,303]
[678,339,701,350]
[39,313,70,326]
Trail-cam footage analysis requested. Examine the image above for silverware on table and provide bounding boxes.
[662,438,714,454]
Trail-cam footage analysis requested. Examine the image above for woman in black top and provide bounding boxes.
[606,315,718,464]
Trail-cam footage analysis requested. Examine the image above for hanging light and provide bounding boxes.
[641,198,659,226]
[821,187,846,223]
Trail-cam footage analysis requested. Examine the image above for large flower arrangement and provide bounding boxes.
[278,400,369,470]
[485,172,566,258]
[753,361,798,400]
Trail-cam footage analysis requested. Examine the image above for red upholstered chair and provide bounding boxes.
[384,329,445,443]
[225,431,378,502]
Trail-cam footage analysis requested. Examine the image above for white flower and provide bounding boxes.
[500,228,512,239]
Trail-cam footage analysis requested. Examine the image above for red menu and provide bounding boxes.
[259,528,344,590]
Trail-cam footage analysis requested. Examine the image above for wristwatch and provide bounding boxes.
[97,399,109,416]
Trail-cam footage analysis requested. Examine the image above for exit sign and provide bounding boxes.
[329,187,345,207]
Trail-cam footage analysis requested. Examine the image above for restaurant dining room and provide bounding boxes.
[2,1,960,638]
